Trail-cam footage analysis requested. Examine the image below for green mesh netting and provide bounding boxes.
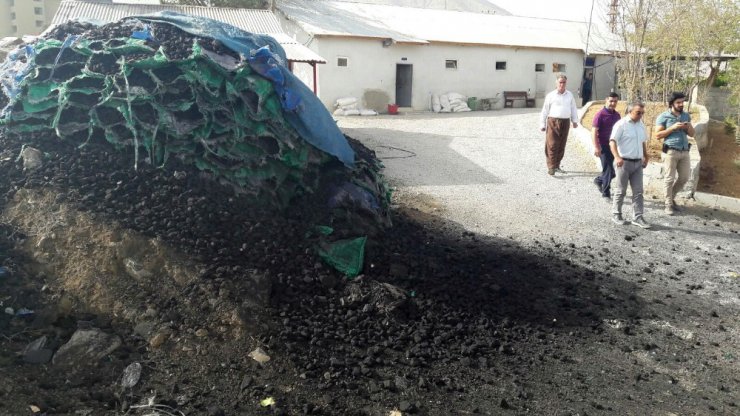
[3,33,329,206]
[317,237,367,279]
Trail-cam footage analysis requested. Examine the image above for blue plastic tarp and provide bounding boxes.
[130,12,355,167]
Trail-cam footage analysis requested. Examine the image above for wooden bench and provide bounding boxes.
[503,91,535,108]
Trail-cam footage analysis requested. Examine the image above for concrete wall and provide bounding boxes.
[699,86,738,121]
[590,55,617,102]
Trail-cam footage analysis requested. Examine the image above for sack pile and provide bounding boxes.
[332,97,377,116]
[431,92,471,113]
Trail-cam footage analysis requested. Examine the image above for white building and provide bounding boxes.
[276,0,619,111]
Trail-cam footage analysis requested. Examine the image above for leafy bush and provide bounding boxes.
[713,71,730,87]
[724,116,737,134]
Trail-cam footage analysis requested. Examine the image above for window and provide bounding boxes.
[337,57,348,67]
[10,12,15,20]
[495,61,507,70]
[445,59,457,69]
[552,63,567,72]
[35,20,44,27]
[34,7,43,15]
[11,25,17,34]
[535,63,545,72]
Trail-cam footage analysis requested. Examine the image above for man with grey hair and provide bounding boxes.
[540,74,579,175]
[609,101,651,229]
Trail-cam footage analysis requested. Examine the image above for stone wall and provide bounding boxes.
[698,86,738,121]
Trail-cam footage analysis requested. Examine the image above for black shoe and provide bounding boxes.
[593,178,602,192]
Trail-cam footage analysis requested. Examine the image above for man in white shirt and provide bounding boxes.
[539,74,579,176]
[609,101,651,229]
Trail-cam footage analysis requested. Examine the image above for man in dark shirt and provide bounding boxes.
[591,92,621,200]
[581,72,593,106]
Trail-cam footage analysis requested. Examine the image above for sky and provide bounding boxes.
[491,0,604,22]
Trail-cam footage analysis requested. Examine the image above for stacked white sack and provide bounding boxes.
[333,97,360,116]
[432,93,470,112]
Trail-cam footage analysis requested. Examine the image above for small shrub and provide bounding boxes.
[713,72,730,87]
[724,116,737,134]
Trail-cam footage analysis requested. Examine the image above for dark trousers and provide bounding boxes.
[581,90,592,106]
[545,117,570,169]
[594,146,615,197]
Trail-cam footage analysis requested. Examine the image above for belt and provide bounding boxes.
[667,147,689,151]
[623,158,641,162]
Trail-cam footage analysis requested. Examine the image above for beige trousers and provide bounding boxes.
[663,149,690,206]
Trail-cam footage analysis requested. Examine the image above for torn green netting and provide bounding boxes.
[317,237,367,279]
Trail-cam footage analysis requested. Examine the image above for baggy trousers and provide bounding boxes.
[595,146,616,196]
[612,159,644,219]
[663,149,691,206]
[545,117,570,170]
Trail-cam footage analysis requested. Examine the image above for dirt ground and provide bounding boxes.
[582,102,739,198]
[0,127,739,415]
[698,120,740,198]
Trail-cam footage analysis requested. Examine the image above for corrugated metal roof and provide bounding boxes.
[50,0,325,62]
[277,0,620,53]
[270,33,326,63]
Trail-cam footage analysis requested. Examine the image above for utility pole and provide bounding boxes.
[608,0,619,33]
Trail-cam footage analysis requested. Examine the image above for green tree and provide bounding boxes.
[612,0,740,103]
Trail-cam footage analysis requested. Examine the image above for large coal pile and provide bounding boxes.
[0,14,388,231]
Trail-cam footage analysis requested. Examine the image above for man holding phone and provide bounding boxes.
[655,92,695,215]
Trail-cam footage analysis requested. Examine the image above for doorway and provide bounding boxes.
[395,64,413,107]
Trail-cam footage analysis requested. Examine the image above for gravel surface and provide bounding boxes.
[338,108,740,242]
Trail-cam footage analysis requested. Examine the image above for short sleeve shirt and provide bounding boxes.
[609,117,647,159]
[592,107,622,146]
[655,110,691,150]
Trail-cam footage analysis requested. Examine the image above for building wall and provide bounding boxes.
[293,36,585,111]
[0,0,62,37]
[590,55,617,101]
